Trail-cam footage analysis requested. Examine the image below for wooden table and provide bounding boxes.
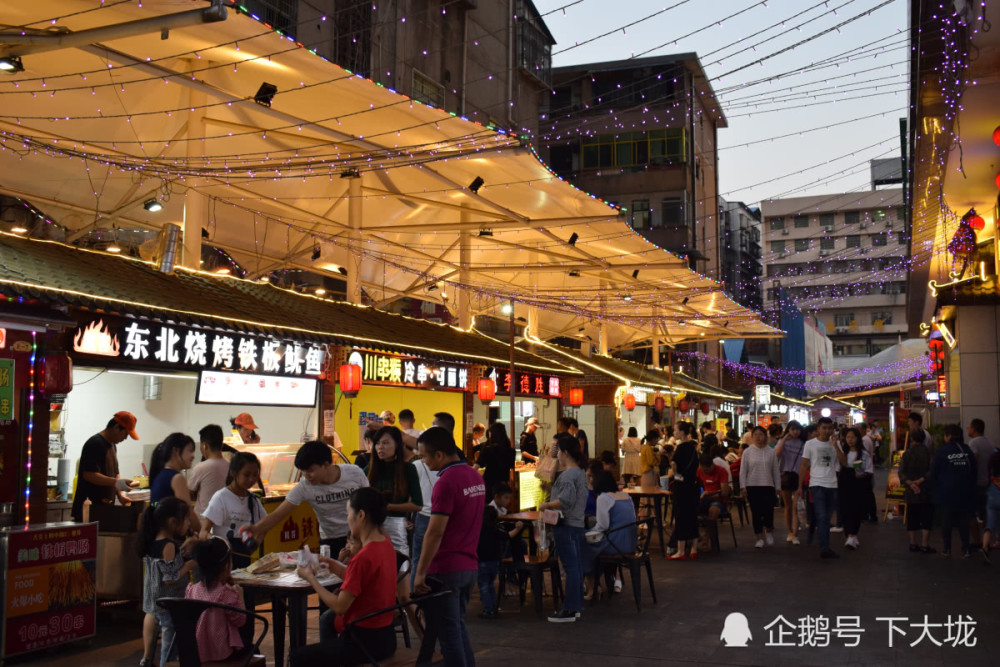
[233,569,342,667]
[501,510,540,522]
[625,486,671,557]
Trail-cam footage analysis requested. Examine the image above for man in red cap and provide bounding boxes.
[72,411,139,522]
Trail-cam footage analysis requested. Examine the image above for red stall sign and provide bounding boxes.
[2,523,98,659]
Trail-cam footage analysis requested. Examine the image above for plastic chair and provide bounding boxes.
[593,517,657,612]
[156,597,269,667]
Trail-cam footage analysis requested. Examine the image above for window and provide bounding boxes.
[794,239,809,252]
[883,282,906,295]
[896,208,906,221]
[794,215,809,228]
[819,213,835,229]
[771,240,786,253]
[820,237,836,250]
[516,1,553,86]
[247,0,298,38]
[834,313,855,327]
[412,70,444,107]
[845,211,860,225]
[871,311,893,325]
[898,233,909,245]
[581,129,685,169]
[631,200,650,230]
[872,209,887,222]
[872,233,888,247]
[846,235,861,248]
[770,217,785,230]
[660,195,686,228]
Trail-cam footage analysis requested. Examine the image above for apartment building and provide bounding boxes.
[760,189,908,358]
[243,0,554,136]
[539,53,726,276]
[718,199,763,312]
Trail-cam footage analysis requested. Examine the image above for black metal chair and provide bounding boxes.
[592,517,657,612]
[344,588,452,666]
[497,548,564,617]
[156,597,269,667]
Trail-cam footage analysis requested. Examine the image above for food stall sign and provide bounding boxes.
[0,359,14,423]
[488,368,561,398]
[347,350,468,391]
[754,384,771,406]
[196,370,318,407]
[72,317,325,377]
[1,522,98,659]
[761,404,789,415]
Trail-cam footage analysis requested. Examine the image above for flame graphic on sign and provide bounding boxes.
[73,320,120,357]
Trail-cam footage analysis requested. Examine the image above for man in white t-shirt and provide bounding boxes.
[799,417,847,558]
[188,424,230,517]
[399,408,424,461]
[410,452,439,586]
[244,440,369,555]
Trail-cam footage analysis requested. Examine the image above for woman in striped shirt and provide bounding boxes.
[739,426,782,549]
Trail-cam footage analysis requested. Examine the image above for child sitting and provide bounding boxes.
[477,483,523,619]
[185,537,248,662]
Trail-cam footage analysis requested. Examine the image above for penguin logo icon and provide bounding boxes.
[721,612,753,647]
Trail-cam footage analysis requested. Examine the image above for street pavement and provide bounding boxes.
[16,470,998,667]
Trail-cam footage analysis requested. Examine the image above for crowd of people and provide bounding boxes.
[73,404,999,666]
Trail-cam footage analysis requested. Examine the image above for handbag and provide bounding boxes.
[542,509,561,525]
[534,451,559,482]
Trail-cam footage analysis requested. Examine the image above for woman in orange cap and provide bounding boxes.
[231,413,261,445]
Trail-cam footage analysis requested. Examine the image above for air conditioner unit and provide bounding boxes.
[859,223,867,229]
[781,228,789,235]
[858,249,868,255]
[819,250,830,257]
[835,327,848,334]
[886,220,894,228]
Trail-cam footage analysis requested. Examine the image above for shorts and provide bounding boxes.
[780,472,799,492]
[699,497,725,516]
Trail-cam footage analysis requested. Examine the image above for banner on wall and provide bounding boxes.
[347,349,468,391]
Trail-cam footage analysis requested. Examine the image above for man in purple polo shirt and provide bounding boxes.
[414,425,485,667]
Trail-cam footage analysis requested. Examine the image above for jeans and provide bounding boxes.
[810,486,838,550]
[477,560,500,613]
[154,608,177,666]
[411,513,430,588]
[553,524,585,614]
[987,485,1000,535]
[418,569,476,667]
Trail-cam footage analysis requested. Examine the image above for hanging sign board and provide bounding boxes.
[196,370,318,407]
[0,359,14,423]
[754,384,771,406]
[346,349,469,391]
[71,317,324,378]
[486,368,561,399]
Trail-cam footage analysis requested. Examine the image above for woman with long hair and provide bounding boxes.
[620,426,642,484]
[149,433,199,528]
[539,433,589,623]
[478,423,515,497]
[739,426,781,549]
[291,488,399,666]
[774,420,805,544]
[668,421,700,560]
[840,427,872,550]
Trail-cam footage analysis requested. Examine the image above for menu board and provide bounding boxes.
[885,451,905,500]
[2,523,98,659]
[518,469,544,510]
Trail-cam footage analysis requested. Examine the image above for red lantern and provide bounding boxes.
[338,363,362,398]
[624,394,636,411]
[41,353,73,395]
[700,401,710,415]
[569,388,584,406]
[969,214,985,231]
[477,378,496,403]
[678,399,690,413]
[994,125,1000,146]
[996,171,1000,190]
[653,396,666,413]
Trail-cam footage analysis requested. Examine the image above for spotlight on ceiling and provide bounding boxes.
[337,266,348,276]
[427,284,438,291]
[681,296,689,305]
[632,270,639,279]
[478,228,493,237]
[723,321,730,328]
[311,245,321,261]
[215,267,231,275]
[340,168,360,179]
[254,82,278,107]
[468,176,485,194]
[567,233,579,246]
[11,225,28,234]
[315,287,327,296]
[568,270,580,277]
[107,240,122,253]
[0,56,24,74]
[501,303,513,315]
[622,295,632,302]
[144,199,163,212]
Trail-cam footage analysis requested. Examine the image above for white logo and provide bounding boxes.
[721,612,753,647]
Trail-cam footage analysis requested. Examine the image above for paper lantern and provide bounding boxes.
[477,378,496,403]
[969,213,985,231]
[678,399,690,413]
[41,353,73,395]
[338,363,362,398]
[700,402,710,415]
[994,125,1000,146]
[653,396,666,412]
[569,388,584,406]
[624,394,636,411]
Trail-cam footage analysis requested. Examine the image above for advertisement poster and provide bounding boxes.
[885,451,905,500]
[0,358,14,423]
[2,523,98,658]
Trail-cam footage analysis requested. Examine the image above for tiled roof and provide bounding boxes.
[0,234,577,374]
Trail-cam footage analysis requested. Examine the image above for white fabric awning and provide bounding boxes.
[0,0,781,348]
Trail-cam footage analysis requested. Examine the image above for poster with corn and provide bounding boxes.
[1,522,98,659]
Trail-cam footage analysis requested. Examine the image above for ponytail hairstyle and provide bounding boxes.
[226,451,262,486]
[348,486,388,528]
[138,496,189,557]
[192,537,232,589]
[149,432,195,486]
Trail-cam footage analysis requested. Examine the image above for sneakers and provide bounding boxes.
[830,525,844,533]
[786,534,795,543]
[845,536,859,550]
[613,578,623,593]
[790,536,801,545]
[820,548,839,559]
[765,532,774,546]
[139,659,153,667]
[754,539,764,549]
[548,609,578,623]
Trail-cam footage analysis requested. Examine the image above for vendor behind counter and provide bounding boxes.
[71,411,141,522]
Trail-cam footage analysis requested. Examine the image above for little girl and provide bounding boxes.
[185,538,248,663]
[200,452,267,568]
[139,496,195,667]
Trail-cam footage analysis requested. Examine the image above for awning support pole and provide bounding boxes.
[182,59,206,271]
[458,214,472,330]
[347,174,363,305]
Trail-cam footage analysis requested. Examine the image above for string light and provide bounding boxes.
[24,330,36,526]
